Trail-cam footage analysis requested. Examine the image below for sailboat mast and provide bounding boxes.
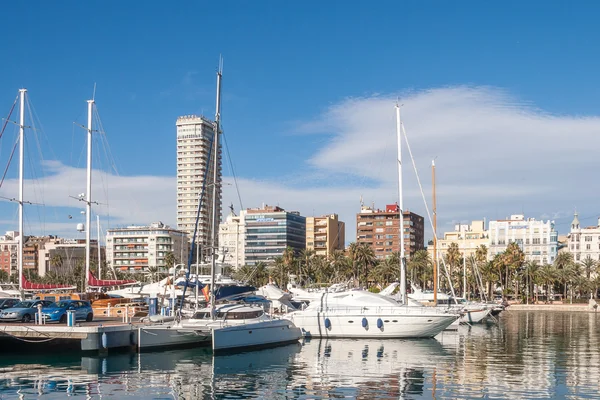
[395,104,406,303]
[432,160,438,306]
[85,99,94,291]
[18,89,26,293]
[210,59,223,315]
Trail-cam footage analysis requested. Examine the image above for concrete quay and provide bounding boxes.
[0,318,142,353]
[507,303,600,312]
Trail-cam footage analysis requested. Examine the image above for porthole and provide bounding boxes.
[348,320,354,323]
[392,320,398,323]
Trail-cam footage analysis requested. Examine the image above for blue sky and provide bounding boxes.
[1,1,600,241]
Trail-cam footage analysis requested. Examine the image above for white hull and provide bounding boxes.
[212,319,302,352]
[137,325,211,350]
[460,308,491,324]
[285,311,458,338]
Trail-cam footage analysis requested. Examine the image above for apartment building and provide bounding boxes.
[356,203,424,259]
[488,214,558,264]
[38,238,101,277]
[218,208,245,270]
[428,220,489,261]
[106,222,189,272]
[306,214,345,258]
[176,115,221,249]
[567,213,600,263]
[0,231,19,275]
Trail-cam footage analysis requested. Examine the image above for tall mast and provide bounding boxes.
[18,89,26,294]
[395,104,406,304]
[210,58,223,316]
[85,99,94,291]
[432,160,438,305]
[463,227,467,299]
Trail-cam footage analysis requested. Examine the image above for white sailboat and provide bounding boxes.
[139,61,302,352]
[282,104,459,338]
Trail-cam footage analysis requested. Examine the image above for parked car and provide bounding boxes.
[0,298,20,310]
[0,300,53,322]
[42,300,94,323]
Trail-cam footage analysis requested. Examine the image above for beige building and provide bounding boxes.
[429,220,489,261]
[176,115,221,249]
[218,208,245,270]
[306,214,345,258]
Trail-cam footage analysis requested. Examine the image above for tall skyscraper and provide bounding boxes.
[176,115,221,253]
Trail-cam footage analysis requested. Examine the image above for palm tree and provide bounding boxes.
[503,242,525,293]
[299,248,316,284]
[163,251,176,272]
[538,263,556,303]
[407,250,431,289]
[312,255,331,284]
[147,266,160,283]
[351,243,376,288]
[554,252,574,270]
[329,249,350,283]
[581,256,596,280]
[444,243,461,289]
[371,256,400,287]
[522,260,540,303]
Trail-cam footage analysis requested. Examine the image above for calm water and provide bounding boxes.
[2,311,600,399]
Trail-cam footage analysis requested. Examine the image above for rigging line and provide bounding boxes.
[25,100,49,235]
[0,138,18,190]
[221,132,243,210]
[400,123,458,301]
[0,95,18,142]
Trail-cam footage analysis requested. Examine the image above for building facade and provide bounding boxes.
[106,222,189,272]
[356,204,425,260]
[306,214,345,258]
[428,220,489,261]
[488,214,558,264]
[0,231,19,275]
[38,238,101,277]
[244,205,306,265]
[218,209,245,270]
[567,213,600,263]
[176,115,221,249]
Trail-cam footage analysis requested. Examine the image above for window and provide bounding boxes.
[587,244,591,250]
[586,236,593,242]
[576,254,581,261]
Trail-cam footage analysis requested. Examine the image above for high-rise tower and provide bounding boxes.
[176,115,221,253]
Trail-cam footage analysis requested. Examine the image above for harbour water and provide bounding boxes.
[2,311,600,399]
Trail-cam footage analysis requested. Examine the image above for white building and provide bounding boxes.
[428,220,489,261]
[105,222,189,272]
[176,115,221,249]
[218,208,245,270]
[488,214,558,264]
[567,213,600,263]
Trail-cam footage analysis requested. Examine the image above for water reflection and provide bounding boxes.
[2,312,600,399]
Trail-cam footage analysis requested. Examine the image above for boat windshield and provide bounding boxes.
[216,310,263,320]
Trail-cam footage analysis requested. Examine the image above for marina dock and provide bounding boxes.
[0,318,166,353]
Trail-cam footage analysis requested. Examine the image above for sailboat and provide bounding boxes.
[138,60,302,353]
[282,105,459,339]
[2,89,74,296]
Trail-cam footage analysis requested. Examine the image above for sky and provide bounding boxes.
[1,1,600,244]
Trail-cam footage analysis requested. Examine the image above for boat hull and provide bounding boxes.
[136,325,211,350]
[460,308,491,324]
[285,311,458,338]
[212,319,302,353]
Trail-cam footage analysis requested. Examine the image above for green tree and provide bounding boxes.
[349,243,376,288]
[444,242,462,290]
[164,251,177,271]
[329,249,351,283]
[371,254,400,287]
[538,263,556,303]
[407,250,432,289]
[581,256,596,280]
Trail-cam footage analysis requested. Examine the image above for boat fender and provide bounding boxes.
[377,318,383,329]
[362,317,368,328]
[324,318,331,329]
[101,332,108,349]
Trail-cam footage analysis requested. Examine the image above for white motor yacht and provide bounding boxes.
[283,291,459,338]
